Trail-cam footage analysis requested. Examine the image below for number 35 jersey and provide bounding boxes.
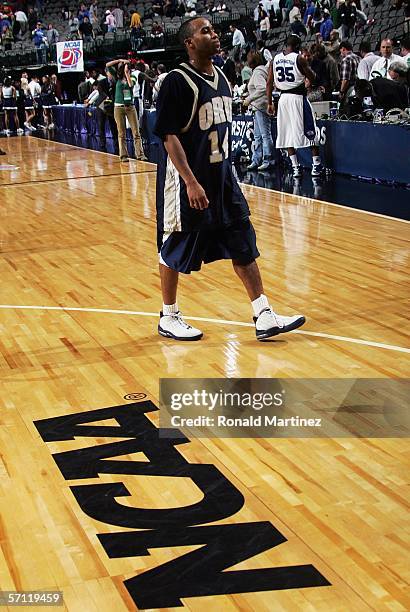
[273,52,305,92]
[154,62,249,232]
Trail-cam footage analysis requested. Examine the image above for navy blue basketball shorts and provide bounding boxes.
[158,219,260,274]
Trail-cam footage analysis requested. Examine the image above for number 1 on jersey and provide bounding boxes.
[209,129,229,163]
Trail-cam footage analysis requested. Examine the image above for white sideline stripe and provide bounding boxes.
[239,183,410,224]
[38,140,409,223]
[0,304,409,354]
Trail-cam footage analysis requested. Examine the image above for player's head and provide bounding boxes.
[286,35,302,53]
[4,76,12,87]
[178,17,220,58]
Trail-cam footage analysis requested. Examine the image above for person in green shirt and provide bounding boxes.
[106,58,147,162]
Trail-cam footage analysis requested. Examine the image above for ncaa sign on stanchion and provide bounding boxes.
[57,40,84,73]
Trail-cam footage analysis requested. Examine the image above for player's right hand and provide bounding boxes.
[267,104,275,116]
[186,180,209,210]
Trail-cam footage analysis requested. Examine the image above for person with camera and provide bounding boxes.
[106,58,146,162]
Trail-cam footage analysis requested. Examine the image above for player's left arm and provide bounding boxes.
[266,61,275,115]
[297,55,316,85]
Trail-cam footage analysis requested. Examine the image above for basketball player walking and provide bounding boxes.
[154,17,306,341]
[267,35,323,178]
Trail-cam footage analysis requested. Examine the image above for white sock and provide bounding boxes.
[290,154,298,167]
[252,294,269,317]
[163,302,178,315]
[313,156,320,165]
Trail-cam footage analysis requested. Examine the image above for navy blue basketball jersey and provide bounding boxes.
[154,62,250,232]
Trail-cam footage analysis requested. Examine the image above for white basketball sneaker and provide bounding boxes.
[254,307,306,341]
[158,311,203,341]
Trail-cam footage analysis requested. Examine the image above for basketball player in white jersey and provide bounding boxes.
[267,35,322,178]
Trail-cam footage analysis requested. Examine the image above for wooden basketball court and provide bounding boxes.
[0,136,409,611]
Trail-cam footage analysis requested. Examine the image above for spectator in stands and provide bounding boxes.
[339,39,360,101]
[106,58,146,162]
[152,0,164,16]
[77,4,90,24]
[401,38,410,66]
[259,10,270,41]
[186,0,198,13]
[304,0,316,30]
[312,4,324,33]
[0,13,11,31]
[357,39,378,79]
[32,22,47,64]
[89,0,99,26]
[254,2,262,28]
[150,21,164,48]
[46,23,59,46]
[79,15,94,42]
[314,43,339,97]
[244,51,275,171]
[353,3,374,33]
[105,10,116,32]
[324,29,341,62]
[15,9,28,36]
[69,12,80,38]
[130,17,144,51]
[371,38,402,79]
[28,9,38,34]
[230,23,246,61]
[1,24,13,50]
[162,0,174,17]
[338,0,356,39]
[112,3,124,29]
[320,9,333,40]
[288,4,300,24]
[153,64,168,103]
[291,15,307,36]
[61,6,69,21]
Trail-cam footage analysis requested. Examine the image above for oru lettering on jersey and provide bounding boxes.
[198,95,232,130]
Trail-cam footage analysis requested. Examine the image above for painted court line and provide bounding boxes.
[241,183,410,224]
[0,304,408,354]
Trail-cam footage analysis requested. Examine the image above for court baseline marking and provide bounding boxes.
[241,182,410,224]
[0,169,157,188]
[30,136,410,225]
[0,304,408,354]
[27,137,409,224]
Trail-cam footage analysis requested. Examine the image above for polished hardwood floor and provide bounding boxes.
[0,136,409,611]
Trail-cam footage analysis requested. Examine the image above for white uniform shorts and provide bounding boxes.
[276,93,319,149]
